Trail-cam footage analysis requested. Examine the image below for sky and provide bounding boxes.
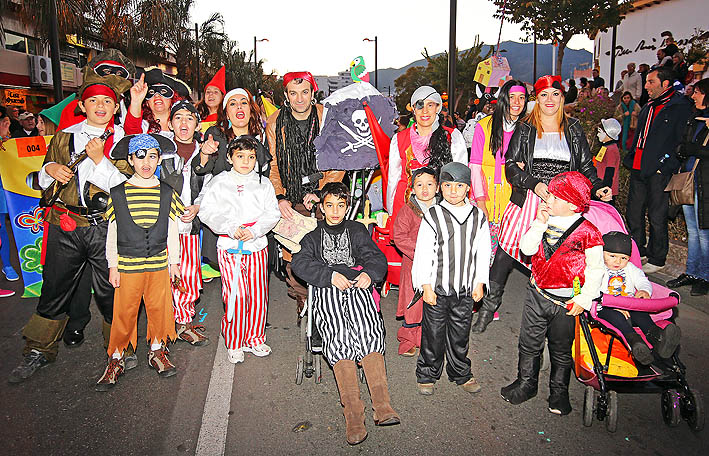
[191,0,593,77]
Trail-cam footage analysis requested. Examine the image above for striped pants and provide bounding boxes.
[217,247,268,350]
[313,286,385,366]
[172,234,203,324]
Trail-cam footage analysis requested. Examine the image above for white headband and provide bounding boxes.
[223,88,249,109]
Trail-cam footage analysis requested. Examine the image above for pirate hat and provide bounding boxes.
[78,66,132,101]
[89,48,136,78]
[111,133,177,160]
[143,67,191,99]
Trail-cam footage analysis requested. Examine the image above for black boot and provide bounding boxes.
[471,281,503,334]
[501,354,539,405]
[548,364,572,415]
[624,333,653,366]
[646,324,681,359]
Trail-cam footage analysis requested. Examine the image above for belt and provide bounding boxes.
[52,205,105,226]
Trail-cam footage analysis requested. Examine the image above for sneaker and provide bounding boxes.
[244,343,271,357]
[0,289,15,298]
[2,266,19,281]
[95,357,125,392]
[124,351,138,370]
[8,350,50,383]
[666,273,697,288]
[176,323,210,346]
[690,279,709,296]
[148,347,177,377]
[461,377,482,394]
[642,263,664,274]
[203,277,213,283]
[493,311,500,321]
[401,346,417,357]
[227,348,244,364]
[417,382,434,396]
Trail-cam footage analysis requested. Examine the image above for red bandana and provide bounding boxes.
[283,71,318,92]
[548,171,591,213]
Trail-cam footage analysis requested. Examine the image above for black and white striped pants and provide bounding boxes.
[313,286,385,366]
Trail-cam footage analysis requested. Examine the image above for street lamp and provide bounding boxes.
[363,36,377,89]
[254,37,268,66]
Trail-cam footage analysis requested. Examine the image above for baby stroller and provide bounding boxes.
[296,284,324,385]
[572,201,704,432]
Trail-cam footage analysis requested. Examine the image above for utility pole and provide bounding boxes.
[610,25,617,90]
[533,32,537,81]
[195,23,200,93]
[49,0,63,102]
[363,37,378,89]
[448,0,457,113]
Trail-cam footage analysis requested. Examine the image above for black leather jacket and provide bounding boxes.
[505,117,603,207]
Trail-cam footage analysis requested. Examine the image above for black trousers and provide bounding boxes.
[519,286,575,392]
[65,267,94,332]
[626,171,671,266]
[416,293,474,385]
[490,246,530,286]
[37,222,114,323]
[596,308,656,338]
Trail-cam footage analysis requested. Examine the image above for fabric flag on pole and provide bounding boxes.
[261,96,279,118]
[362,100,391,208]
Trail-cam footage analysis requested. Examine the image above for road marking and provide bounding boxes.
[196,334,235,456]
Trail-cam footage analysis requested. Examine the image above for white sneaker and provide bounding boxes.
[243,343,272,357]
[227,348,244,364]
[642,262,664,274]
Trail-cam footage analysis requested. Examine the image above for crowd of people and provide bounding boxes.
[0,31,707,445]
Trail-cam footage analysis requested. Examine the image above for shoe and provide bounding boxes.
[176,323,210,346]
[203,277,213,283]
[417,382,434,396]
[333,360,368,445]
[124,347,138,370]
[148,347,177,377]
[63,329,85,347]
[227,348,244,364]
[400,346,417,357]
[0,289,14,298]
[461,377,482,394]
[243,343,271,357]
[265,322,272,329]
[361,352,400,426]
[642,262,664,274]
[8,350,50,383]
[625,333,653,366]
[548,391,572,415]
[95,357,125,392]
[666,273,697,288]
[2,266,19,281]
[690,279,709,296]
[296,297,306,326]
[647,324,682,359]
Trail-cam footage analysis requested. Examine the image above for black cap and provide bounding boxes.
[602,231,632,256]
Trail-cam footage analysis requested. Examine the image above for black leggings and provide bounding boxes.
[596,308,656,338]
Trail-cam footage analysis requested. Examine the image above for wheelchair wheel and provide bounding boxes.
[661,389,681,427]
[295,356,304,385]
[314,354,322,384]
[583,385,595,427]
[540,344,551,372]
[605,390,618,433]
[685,389,705,432]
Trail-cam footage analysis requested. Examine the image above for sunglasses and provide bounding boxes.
[146,84,174,100]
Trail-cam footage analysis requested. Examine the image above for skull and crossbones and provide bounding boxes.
[338,109,374,153]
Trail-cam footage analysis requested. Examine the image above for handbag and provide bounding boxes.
[665,159,698,206]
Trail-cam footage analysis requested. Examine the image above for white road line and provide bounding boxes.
[196,334,235,456]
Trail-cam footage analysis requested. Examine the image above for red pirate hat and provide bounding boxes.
[534,75,564,94]
[205,66,226,95]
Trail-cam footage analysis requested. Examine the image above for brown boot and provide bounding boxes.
[333,359,367,445]
[361,352,400,426]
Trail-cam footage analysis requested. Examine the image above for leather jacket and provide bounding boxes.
[505,117,603,207]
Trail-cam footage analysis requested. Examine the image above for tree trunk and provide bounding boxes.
[556,42,566,77]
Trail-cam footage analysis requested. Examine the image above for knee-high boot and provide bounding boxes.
[333,359,367,445]
[361,352,400,426]
[471,281,504,334]
[500,353,540,405]
[548,363,572,415]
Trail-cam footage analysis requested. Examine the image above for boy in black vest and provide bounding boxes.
[96,133,184,391]
[412,162,491,395]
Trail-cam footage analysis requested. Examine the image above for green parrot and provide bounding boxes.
[350,56,368,83]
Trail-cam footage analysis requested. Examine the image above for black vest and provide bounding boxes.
[110,182,171,258]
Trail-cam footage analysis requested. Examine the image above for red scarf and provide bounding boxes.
[633,88,674,169]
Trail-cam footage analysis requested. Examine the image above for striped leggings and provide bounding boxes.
[172,234,202,324]
[313,286,385,366]
[217,247,268,350]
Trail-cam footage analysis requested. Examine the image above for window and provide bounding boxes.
[4,31,40,55]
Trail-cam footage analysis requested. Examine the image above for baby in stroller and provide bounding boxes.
[597,231,681,366]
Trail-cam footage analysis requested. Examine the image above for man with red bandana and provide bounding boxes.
[9,68,133,384]
[266,71,344,322]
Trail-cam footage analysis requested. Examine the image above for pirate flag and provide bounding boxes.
[314,82,396,171]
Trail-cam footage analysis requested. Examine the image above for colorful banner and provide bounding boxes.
[0,136,51,297]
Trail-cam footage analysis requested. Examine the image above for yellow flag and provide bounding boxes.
[261,96,278,118]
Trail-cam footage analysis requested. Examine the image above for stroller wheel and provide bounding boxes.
[685,389,705,432]
[605,391,618,432]
[295,356,304,385]
[300,318,307,343]
[661,389,681,427]
[314,354,322,384]
[540,344,551,372]
[583,386,595,427]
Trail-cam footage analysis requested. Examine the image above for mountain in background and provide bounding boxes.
[374,40,592,93]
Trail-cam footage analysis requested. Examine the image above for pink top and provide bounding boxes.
[410,126,432,164]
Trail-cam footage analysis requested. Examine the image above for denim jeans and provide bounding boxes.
[683,193,709,281]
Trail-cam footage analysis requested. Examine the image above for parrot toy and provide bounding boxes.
[350,56,370,83]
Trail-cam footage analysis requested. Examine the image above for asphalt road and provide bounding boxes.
[1,265,707,456]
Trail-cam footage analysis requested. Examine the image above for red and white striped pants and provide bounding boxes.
[217,247,268,350]
[172,233,203,324]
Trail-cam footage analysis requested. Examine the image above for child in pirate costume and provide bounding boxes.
[291,182,400,445]
[198,136,279,363]
[9,68,132,384]
[160,100,210,346]
[392,167,438,356]
[412,162,491,396]
[501,171,604,416]
[96,133,184,391]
